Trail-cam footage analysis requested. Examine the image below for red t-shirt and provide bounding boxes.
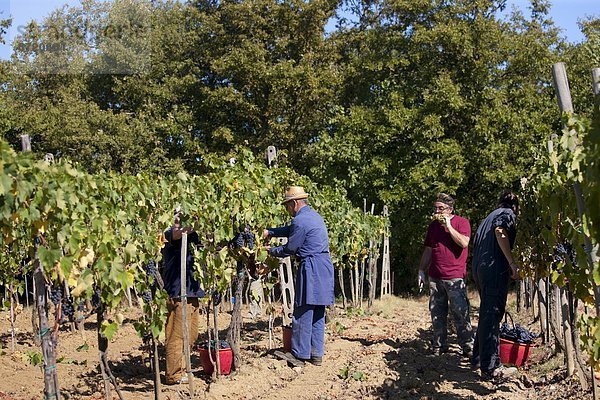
[424,215,471,280]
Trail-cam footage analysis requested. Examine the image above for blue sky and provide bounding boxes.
[0,0,598,60]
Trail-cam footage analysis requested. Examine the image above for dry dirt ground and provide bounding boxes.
[0,292,592,400]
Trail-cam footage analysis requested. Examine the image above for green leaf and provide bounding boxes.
[101,321,119,340]
[352,371,365,381]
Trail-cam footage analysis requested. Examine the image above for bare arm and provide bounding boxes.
[170,224,193,241]
[443,216,470,248]
[495,226,518,279]
[419,246,432,272]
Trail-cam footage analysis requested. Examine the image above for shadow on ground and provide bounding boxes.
[369,328,517,399]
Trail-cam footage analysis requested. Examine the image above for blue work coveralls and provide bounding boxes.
[471,207,516,373]
[268,206,335,360]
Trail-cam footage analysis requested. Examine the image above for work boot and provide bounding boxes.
[308,356,322,366]
[462,347,473,359]
[432,346,449,356]
[482,365,518,383]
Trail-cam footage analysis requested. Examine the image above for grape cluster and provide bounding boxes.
[553,242,577,265]
[49,285,63,306]
[145,260,160,281]
[500,322,537,344]
[50,284,77,323]
[142,332,152,347]
[212,291,222,306]
[196,340,230,351]
[231,225,255,249]
[141,290,152,303]
[61,298,74,320]
[91,287,102,309]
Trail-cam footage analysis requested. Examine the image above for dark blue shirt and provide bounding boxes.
[472,207,517,270]
[161,228,204,299]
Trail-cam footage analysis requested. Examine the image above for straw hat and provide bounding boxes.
[281,186,309,204]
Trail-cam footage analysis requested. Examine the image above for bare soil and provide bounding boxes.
[0,292,592,400]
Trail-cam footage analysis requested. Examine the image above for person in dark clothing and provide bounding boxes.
[471,190,520,382]
[161,209,204,385]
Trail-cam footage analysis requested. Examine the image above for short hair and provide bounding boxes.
[497,190,519,213]
[436,193,455,208]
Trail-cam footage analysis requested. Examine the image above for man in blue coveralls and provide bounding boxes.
[264,186,335,367]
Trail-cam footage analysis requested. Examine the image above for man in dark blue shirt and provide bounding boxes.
[161,209,204,385]
[472,190,520,382]
[264,186,335,367]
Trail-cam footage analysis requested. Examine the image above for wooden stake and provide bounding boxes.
[152,337,161,400]
[9,283,16,353]
[180,233,194,395]
[560,287,575,376]
[33,248,61,400]
[380,206,391,297]
[552,62,600,315]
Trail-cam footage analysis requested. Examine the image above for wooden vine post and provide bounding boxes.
[21,134,60,400]
[367,203,379,309]
[380,206,391,297]
[180,232,195,395]
[592,66,600,400]
[33,252,61,400]
[551,62,599,389]
[552,63,600,315]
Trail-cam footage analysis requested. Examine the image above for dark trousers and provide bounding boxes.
[472,260,510,373]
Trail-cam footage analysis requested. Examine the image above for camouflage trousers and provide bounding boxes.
[429,278,473,352]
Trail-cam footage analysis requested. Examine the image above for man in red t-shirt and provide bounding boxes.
[418,193,473,357]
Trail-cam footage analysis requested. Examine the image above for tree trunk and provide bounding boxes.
[97,307,124,400]
[517,280,522,313]
[570,296,591,390]
[152,337,161,400]
[559,287,575,376]
[33,252,61,400]
[211,302,222,379]
[359,260,365,309]
[9,283,16,353]
[227,268,246,372]
[549,284,565,353]
[537,277,548,344]
[348,267,356,308]
[32,275,41,347]
[338,267,347,309]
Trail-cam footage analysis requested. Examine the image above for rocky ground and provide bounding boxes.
[0,292,592,399]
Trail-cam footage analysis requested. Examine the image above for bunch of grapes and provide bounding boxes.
[212,291,222,306]
[233,232,245,248]
[243,226,255,249]
[145,260,160,281]
[500,322,537,344]
[61,298,75,322]
[141,290,152,303]
[231,225,255,249]
[142,332,152,347]
[553,242,577,266]
[91,287,102,309]
[49,285,63,306]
